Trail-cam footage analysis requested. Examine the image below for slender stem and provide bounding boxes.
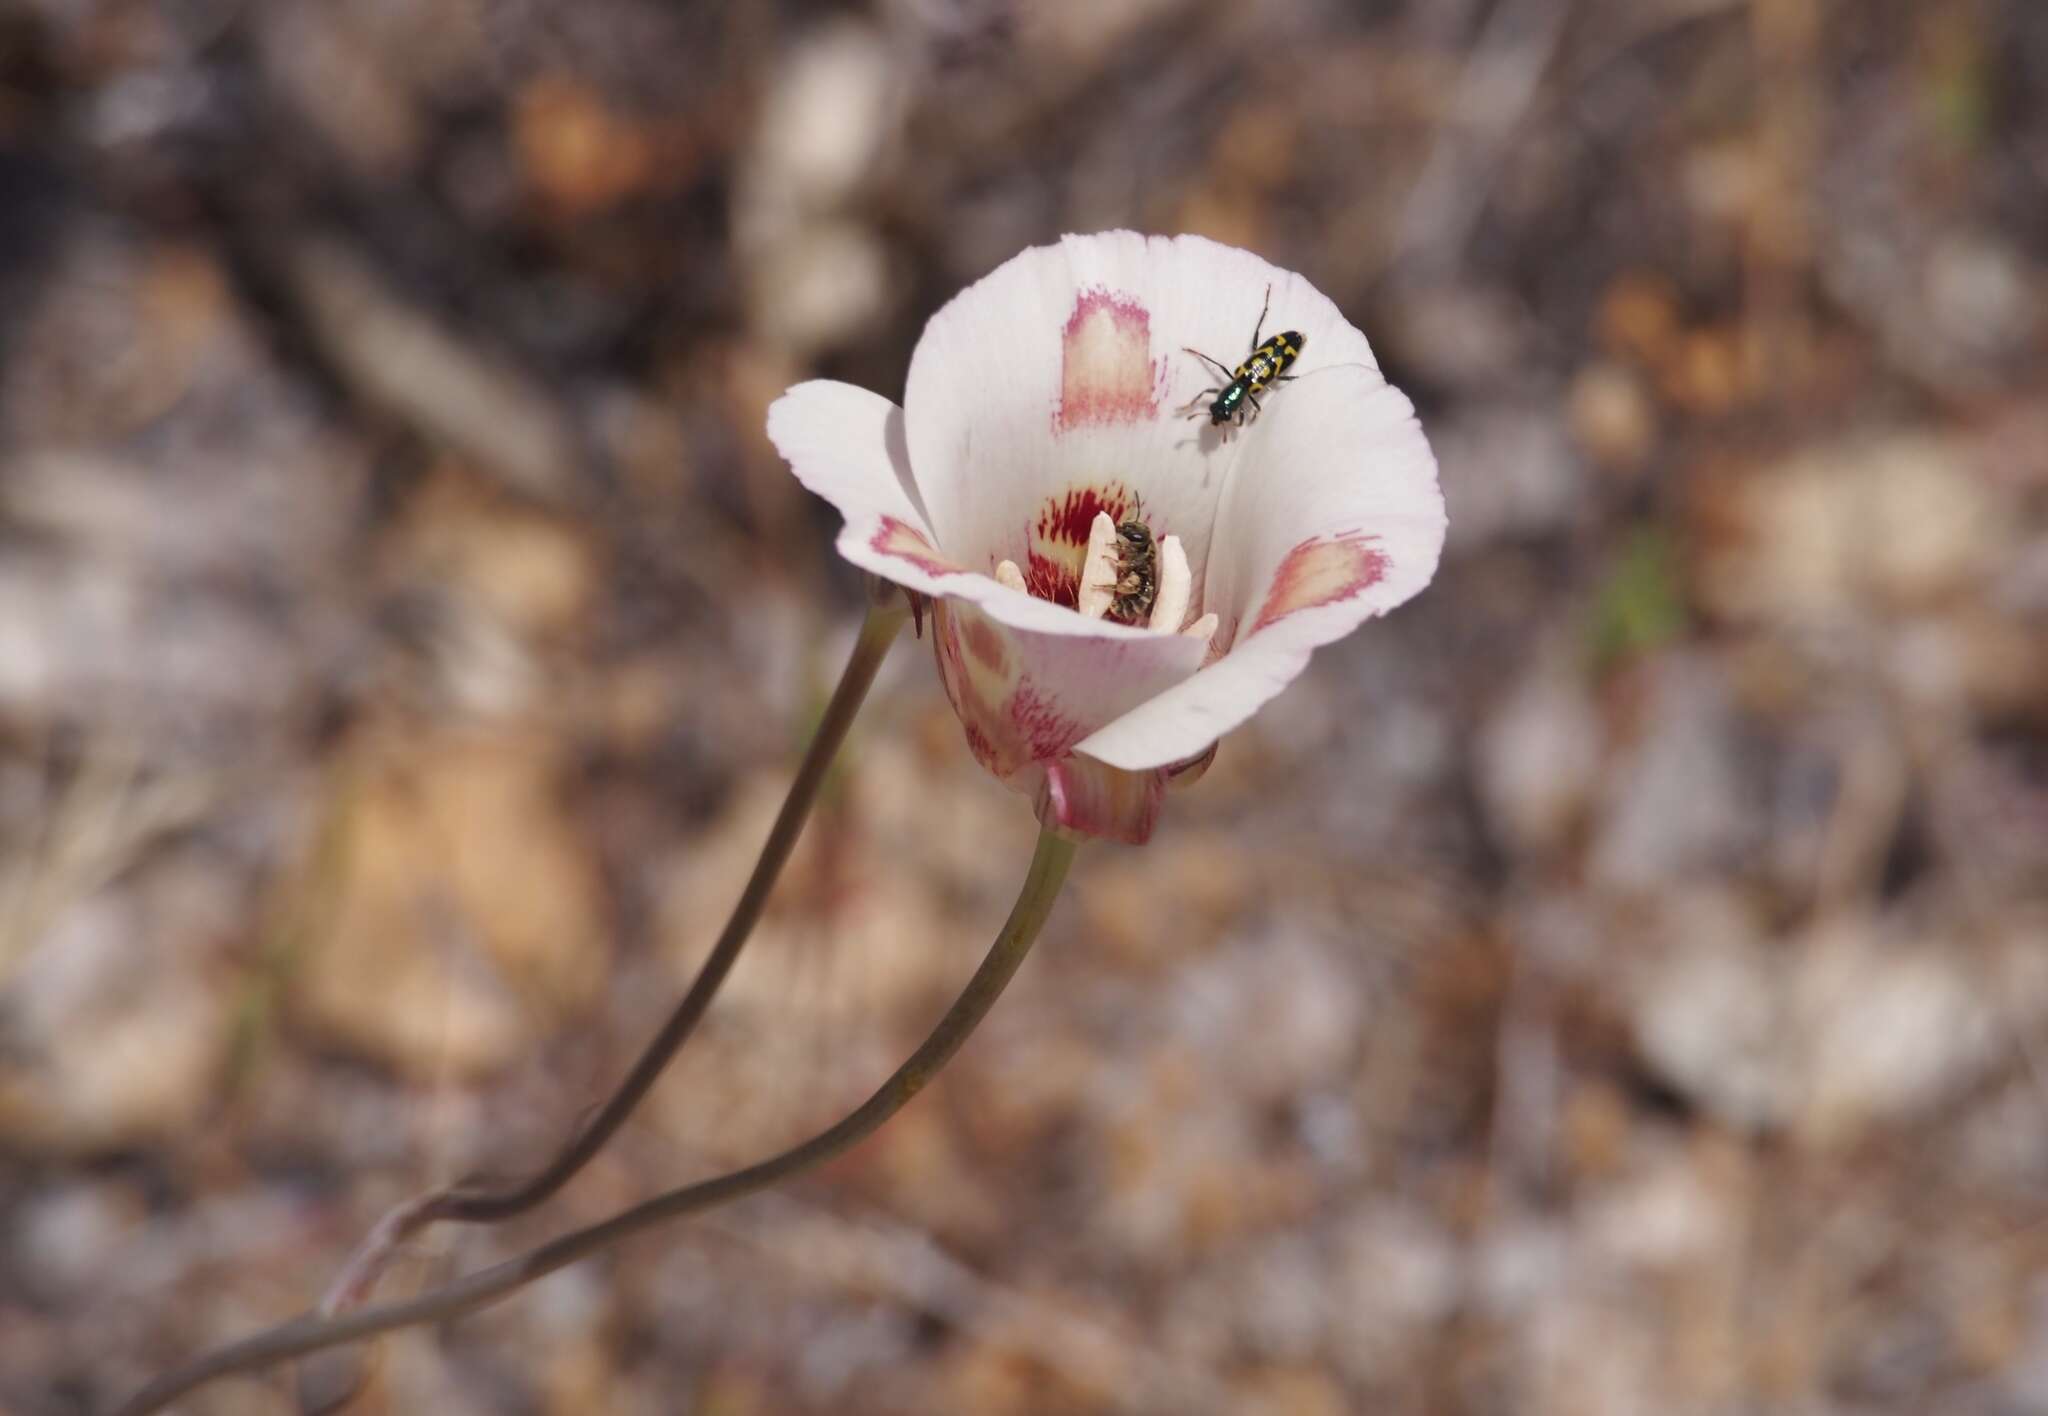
[114,828,1078,1416]
[316,598,906,1314]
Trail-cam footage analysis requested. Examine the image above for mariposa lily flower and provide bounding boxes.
[768,231,1445,844]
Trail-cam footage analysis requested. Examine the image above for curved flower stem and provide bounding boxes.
[317,599,910,1318]
[114,827,1078,1416]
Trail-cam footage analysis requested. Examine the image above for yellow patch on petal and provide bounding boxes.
[1024,481,1137,606]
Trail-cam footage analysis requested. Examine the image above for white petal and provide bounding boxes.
[902,232,1386,621]
[931,597,1205,790]
[767,380,957,591]
[1148,534,1190,632]
[771,379,1171,641]
[1180,611,1218,644]
[1075,374,1444,772]
[1075,512,1119,621]
[993,559,1027,593]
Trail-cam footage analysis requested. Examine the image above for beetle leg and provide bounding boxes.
[1249,284,1271,351]
[1183,347,1237,382]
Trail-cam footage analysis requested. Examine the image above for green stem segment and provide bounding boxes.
[114,827,1078,1416]
[435,599,912,1219]
[311,598,909,1318]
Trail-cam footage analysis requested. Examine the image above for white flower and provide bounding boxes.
[768,232,1445,844]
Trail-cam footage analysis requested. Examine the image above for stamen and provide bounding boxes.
[1148,535,1191,632]
[1075,512,1119,621]
[994,559,1027,593]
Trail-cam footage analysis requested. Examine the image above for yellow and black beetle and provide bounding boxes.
[1183,285,1302,427]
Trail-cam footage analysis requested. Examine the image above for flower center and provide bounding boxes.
[1018,481,1138,606]
[990,483,1215,646]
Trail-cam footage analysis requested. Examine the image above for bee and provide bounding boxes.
[1182,284,1303,427]
[1109,513,1158,625]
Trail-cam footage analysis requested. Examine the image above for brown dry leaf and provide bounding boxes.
[854,1089,1007,1239]
[392,462,599,641]
[1232,1366,1350,1416]
[692,1364,773,1416]
[1560,1078,1633,1180]
[540,1335,617,1416]
[515,76,654,217]
[1659,327,1746,415]
[290,725,608,1079]
[938,1341,1078,1416]
[1695,432,2008,626]
[657,773,955,1026]
[1568,359,1658,473]
[1175,186,1272,259]
[1597,272,1685,366]
[1075,832,1252,973]
[137,246,234,406]
[1211,100,1303,194]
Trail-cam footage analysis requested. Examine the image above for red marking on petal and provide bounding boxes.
[1035,484,1131,548]
[931,613,972,712]
[1009,679,1086,761]
[1027,484,1133,607]
[870,516,957,578]
[960,720,999,771]
[1249,535,1390,635]
[932,603,1025,782]
[1024,550,1079,607]
[1055,288,1161,432]
[963,617,1008,673]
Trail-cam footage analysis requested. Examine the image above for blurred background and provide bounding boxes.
[2,0,2045,1411]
